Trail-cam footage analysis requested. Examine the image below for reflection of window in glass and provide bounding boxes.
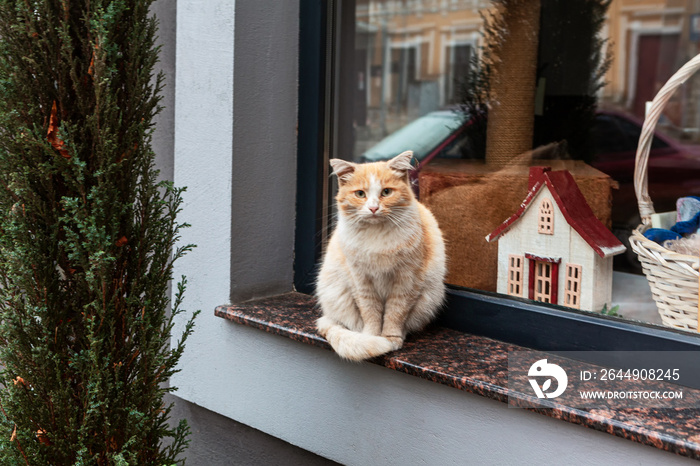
[507,255,524,297]
[391,46,417,114]
[538,198,553,235]
[444,43,472,105]
[565,264,582,309]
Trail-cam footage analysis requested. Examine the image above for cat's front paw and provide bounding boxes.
[316,316,334,339]
[384,335,404,351]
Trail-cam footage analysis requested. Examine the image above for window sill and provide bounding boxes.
[215,292,700,461]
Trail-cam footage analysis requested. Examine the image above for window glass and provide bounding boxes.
[335,0,700,331]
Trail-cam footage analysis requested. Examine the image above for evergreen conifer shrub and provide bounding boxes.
[0,1,198,463]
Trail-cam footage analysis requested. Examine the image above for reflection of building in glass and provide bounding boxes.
[356,0,487,120]
[354,0,700,147]
[353,1,489,158]
[604,0,700,138]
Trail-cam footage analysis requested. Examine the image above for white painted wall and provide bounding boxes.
[171,0,236,402]
[170,1,692,464]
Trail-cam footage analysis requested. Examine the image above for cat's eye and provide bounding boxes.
[381,188,393,197]
[355,190,366,198]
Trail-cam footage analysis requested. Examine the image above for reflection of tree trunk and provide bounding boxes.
[485,0,542,166]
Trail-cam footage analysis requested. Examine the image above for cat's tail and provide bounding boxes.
[317,316,401,362]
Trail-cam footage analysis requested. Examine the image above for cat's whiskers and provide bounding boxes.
[386,215,402,230]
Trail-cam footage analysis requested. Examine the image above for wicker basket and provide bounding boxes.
[629,53,700,332]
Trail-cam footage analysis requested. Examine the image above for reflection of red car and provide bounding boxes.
[591,110,700,229]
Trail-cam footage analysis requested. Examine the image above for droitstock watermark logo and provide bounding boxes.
[527,359,568,399]
[508,351,700,409]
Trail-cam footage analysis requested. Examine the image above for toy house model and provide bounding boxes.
[486,167,626,312]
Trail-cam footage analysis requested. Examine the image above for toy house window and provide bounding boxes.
[526,255,560,305]
[507,255,524,297]
[533,261,553,304]
[538,198,553,235]
[565,264,582,309]
[530,259,559,304]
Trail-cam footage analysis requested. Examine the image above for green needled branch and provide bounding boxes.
[0,1,198,463]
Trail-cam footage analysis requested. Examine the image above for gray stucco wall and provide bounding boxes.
[166,1,695,464]
[152,0,176,183]
[165,393,339,465]
[230,0,298,302]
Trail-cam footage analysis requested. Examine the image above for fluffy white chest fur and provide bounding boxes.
[339,205,420,259]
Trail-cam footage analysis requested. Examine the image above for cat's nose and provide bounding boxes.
[369,206,379,214]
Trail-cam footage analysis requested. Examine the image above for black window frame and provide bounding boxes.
[294,0,700,354]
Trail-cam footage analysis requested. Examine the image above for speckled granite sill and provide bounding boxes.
[215,292,700,460]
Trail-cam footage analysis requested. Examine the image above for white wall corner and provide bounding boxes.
[171,0,236,399]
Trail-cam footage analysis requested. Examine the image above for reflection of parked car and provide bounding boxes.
[591,110,700,226]
[361,109,700,271]
[361,110,469,164]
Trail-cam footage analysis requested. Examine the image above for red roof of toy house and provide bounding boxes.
[485,167,626,258]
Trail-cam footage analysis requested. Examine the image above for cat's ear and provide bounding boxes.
[388,150,414,175]
[330,159,356,184]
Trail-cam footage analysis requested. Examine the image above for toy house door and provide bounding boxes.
[526,255,560,305]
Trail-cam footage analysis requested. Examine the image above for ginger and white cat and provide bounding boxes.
[316,151,447,361]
